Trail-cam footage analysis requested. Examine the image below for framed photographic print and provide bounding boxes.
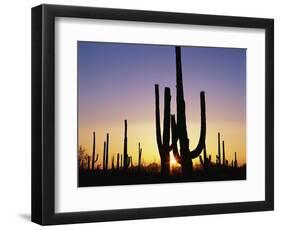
[31,4,274,225]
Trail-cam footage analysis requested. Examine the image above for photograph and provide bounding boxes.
[77,42,247,187]
[30,4,274,225]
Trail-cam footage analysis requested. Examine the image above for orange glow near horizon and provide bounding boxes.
[78,117,246,168]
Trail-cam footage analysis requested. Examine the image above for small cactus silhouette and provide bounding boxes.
[216,132,221,166]
[106,133,109,170]
[234,152,238,168]
[117,153,120,170]
[222,140,226,168]
[91,132,98,171]
[123,120,131,170]
[102,141,106,170]
[102,134,109,171]
[138,142,142,171]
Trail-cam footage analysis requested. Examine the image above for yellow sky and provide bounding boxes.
[78,118,246,168]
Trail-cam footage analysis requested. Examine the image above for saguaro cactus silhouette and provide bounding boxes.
[105,133,109,170]
[171,46,206,176]
[199,144,211,171]
[102,134,109,171]
[123,120,131,170]
[138,142,142,171]
[117,153,120,170]
[87,156,91,170]
[155,84,171,176]
[216,132,221,166]
[91,132,98,171]
[102,141,106,170]
[222,140,226,167]
[234,152,238,168]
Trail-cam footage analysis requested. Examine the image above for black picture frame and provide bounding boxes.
[31,4,274,225]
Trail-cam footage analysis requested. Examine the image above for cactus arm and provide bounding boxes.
[190,91,206,159]
[155,85,171,176]
[155,84,163,154]
[216,155,220,164]
[169,116,175,152]
[171,114,181,164]
[163,87,171,151]
[94,154,98,162]
[126,156,131,168]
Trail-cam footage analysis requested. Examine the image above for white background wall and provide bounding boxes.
[0,0,279,228]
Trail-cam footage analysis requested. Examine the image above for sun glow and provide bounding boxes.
[170,155,178,166]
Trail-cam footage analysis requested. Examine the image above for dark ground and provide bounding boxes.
[78,166,246,187]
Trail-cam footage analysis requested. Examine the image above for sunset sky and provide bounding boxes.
[78,42,246,168]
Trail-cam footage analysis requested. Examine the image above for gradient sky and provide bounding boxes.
[78,41,246,168]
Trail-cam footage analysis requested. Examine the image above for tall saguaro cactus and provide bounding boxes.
[92,132,98,171]
[155,84,171,176]
[171,46,206,176]
[138,142,142,171]
[123,120,131,170]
